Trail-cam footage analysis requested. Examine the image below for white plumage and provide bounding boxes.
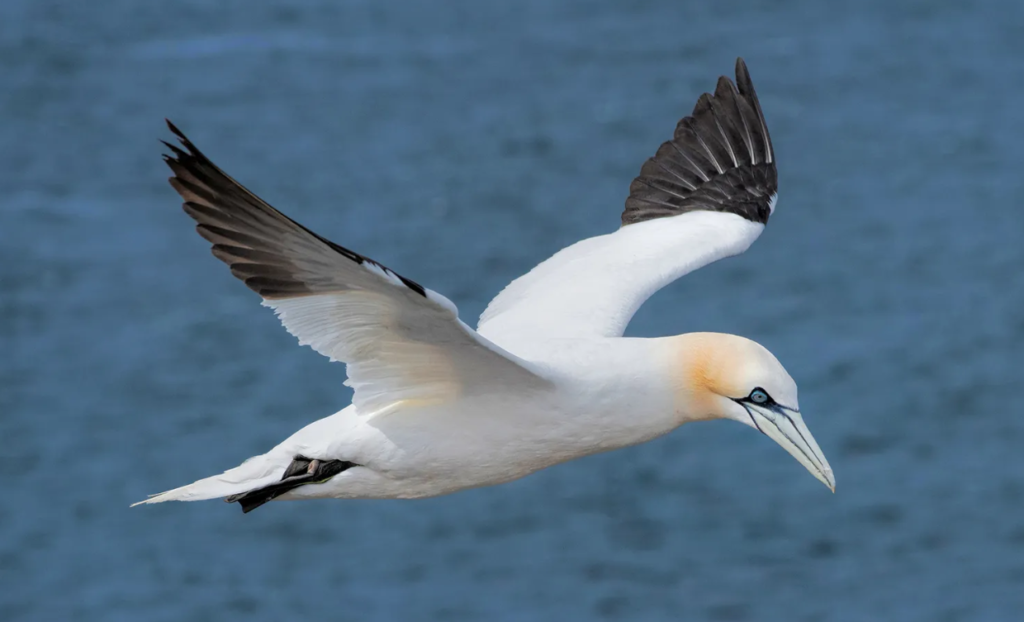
[134,58,833,513]
[478,210,766,339]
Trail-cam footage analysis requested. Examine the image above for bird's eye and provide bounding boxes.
[750,388,770,404]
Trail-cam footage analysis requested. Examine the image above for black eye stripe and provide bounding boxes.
[732,387,797,412]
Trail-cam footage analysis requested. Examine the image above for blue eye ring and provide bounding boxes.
[749,388,770,404]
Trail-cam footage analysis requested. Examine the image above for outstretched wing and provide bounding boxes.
[163,122,551,413]
[478,58,777,341]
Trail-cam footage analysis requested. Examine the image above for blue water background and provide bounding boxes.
[2,1,1023,620]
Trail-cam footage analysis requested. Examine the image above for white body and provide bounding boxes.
[272,337,680,500]
[136,61,834,509]
[284,212,760,499]
[147,213,758,504]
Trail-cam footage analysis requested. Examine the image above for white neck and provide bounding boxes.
[515,336,708,457]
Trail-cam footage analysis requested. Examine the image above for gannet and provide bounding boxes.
[134,58,834,513]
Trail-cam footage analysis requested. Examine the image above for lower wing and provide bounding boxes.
[163,121,551,414]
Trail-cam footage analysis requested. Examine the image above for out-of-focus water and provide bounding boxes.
[3,1,1023,620]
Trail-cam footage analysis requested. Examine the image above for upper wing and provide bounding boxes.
[477,58,777,341]
[162,122,551,414]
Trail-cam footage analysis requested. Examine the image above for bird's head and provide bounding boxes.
[673,332,835,492]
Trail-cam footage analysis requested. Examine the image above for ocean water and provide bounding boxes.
[2,1,1023,620]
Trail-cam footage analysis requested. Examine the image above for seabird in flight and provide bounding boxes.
[134,58,834,513]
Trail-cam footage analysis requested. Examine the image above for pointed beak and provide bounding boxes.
[745,404,835,492]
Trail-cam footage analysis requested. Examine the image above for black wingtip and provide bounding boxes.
[160,121,220,173]
[165,118,185,141]
[621,57,777,227]
[159,118,433,301]
[159,139,187,159]
[734,58,756,100]
[715,75,737,98]
[735,58,752,89]
[164,119,204,161]
[733,58,774,164]
[735,57,748,76]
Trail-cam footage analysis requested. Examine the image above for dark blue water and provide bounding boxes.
[3,1,1023,620]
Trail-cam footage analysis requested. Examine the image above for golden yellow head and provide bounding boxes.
[671,332,834,491]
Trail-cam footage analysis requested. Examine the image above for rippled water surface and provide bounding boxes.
[3,1,1023,620]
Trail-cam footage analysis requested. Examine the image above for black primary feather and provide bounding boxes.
[622,58,777,227]
[161,120,428,299]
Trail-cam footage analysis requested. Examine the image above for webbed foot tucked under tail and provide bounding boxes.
[225,457,356,513]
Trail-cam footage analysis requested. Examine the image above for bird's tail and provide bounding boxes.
[132,453,357,513]
[131,453,286,507]
[134,411,357,512]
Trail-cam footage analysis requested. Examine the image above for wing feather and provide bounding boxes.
[622,58,777,227]
[479,58,778,341]
[479,211,764,340]
[162,121,550,412]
